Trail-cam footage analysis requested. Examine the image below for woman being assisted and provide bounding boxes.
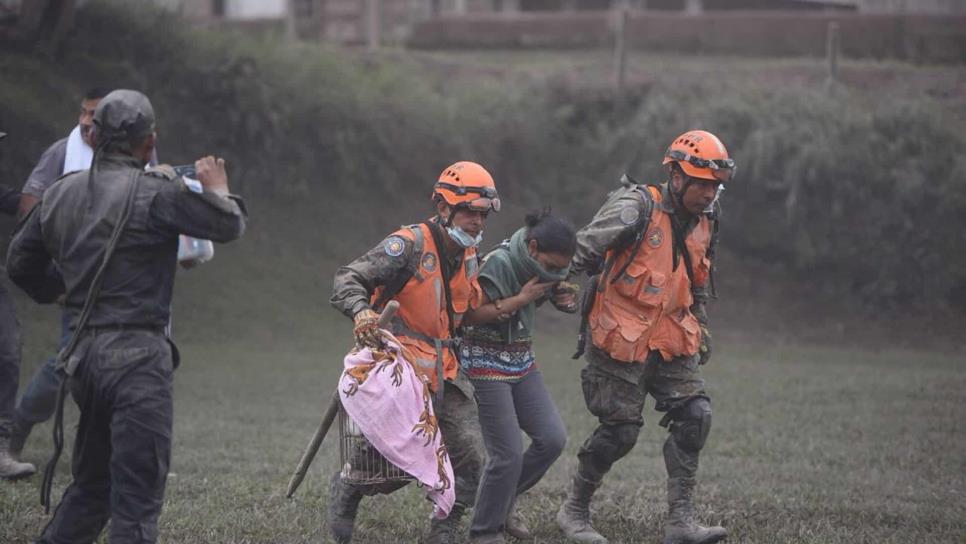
[461,210,579,544]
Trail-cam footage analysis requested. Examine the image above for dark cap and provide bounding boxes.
[93,90,155,140]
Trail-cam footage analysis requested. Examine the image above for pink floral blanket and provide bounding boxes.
[339,336,455,518]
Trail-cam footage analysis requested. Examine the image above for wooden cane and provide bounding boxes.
[285,301,398,498]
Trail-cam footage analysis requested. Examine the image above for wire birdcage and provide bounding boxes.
[337,404,413,485]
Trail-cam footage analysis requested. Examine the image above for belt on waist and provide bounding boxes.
[388,321,459,404]
[84,324,167,336]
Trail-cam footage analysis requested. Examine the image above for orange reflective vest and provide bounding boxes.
[371,222,482,391]
[588,186,711,363]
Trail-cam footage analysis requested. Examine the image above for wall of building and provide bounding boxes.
[155,0,966,45]
[154,0,216,18]
[409,10,966,63]
[860,0,966,14]
[155,0,287,20]
[225,0,286,19]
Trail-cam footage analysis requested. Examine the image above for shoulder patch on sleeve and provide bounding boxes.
[145,164,177,181]
[619,206,640,225]
[384,236,407,257]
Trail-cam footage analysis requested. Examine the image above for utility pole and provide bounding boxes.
[684,0,702,15]
[613,1,629,108]
[366,0,382,50]
[499,0,520,14]
[16,0,77,56]
[826,20,840,92]
[285,0,298,41]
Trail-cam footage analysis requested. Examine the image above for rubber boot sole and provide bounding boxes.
[555,506,609,544]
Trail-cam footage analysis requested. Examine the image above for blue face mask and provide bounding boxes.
[447,226,483,249]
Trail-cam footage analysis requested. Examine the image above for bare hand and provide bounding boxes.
[518,277,555,304]
[552,291,577,308]
[195,156,229,195]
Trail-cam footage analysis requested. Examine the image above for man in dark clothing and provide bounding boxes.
[6,90,247,543]
[0,130,38,480]
[0,131,22,214]
[0,132,18,216]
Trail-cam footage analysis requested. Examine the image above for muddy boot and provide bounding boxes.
[505,498,532,540]
[0,437,36,480]
[425,503,466,544]
[663,478,727,544]
[327,472,364,543]
[556,474,608,544]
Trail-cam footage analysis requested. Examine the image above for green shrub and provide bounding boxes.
[1,0,963,312]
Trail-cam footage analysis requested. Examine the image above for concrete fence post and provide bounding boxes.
[613,6,629,102]
[826,20,841,91]
[367,0,382,50]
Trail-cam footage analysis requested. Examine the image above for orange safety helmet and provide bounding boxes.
[432,161,501,213]
[662,130,735,183]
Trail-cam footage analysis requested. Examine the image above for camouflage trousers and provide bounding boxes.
[341,371,484,507]
[575,346,710,483]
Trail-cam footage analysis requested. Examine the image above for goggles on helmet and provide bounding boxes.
[435,182,502,212]
[665,149,736,183]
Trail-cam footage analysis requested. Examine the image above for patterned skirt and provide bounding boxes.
[460,326,535,382]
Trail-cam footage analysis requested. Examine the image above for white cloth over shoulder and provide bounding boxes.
[62,125,93,174]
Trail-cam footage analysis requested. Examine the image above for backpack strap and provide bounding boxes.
[424,222,458,340]
[672,201,721,297]
[705,200,721,299]
[670,214,696,285]
[606,182,658,285]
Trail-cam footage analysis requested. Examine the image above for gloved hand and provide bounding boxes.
[353,309,383,349]
[698,325,712,365]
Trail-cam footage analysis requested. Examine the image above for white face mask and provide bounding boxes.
[446,225,483,249]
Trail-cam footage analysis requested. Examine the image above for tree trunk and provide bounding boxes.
[16,0,76,55]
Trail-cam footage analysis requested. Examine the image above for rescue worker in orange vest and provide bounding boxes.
[557,131,732,544]
[328,161,498,544]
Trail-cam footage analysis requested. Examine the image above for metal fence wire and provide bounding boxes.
[338,404,413,485]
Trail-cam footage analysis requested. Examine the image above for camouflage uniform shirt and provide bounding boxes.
[329,221,468,319]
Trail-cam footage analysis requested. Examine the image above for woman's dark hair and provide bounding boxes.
[524,208,576,256]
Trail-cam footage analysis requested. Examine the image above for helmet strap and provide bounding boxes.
[442,203,464,228]
[433,197,453,228]
[669,165,692,213]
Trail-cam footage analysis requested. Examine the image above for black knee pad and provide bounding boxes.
[669,397,712,453]
[586,421,641,464]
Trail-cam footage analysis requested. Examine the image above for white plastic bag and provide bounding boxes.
[177,235,214,267]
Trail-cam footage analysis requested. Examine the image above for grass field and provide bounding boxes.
[2,305,963,543]
[1,14,965,540]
